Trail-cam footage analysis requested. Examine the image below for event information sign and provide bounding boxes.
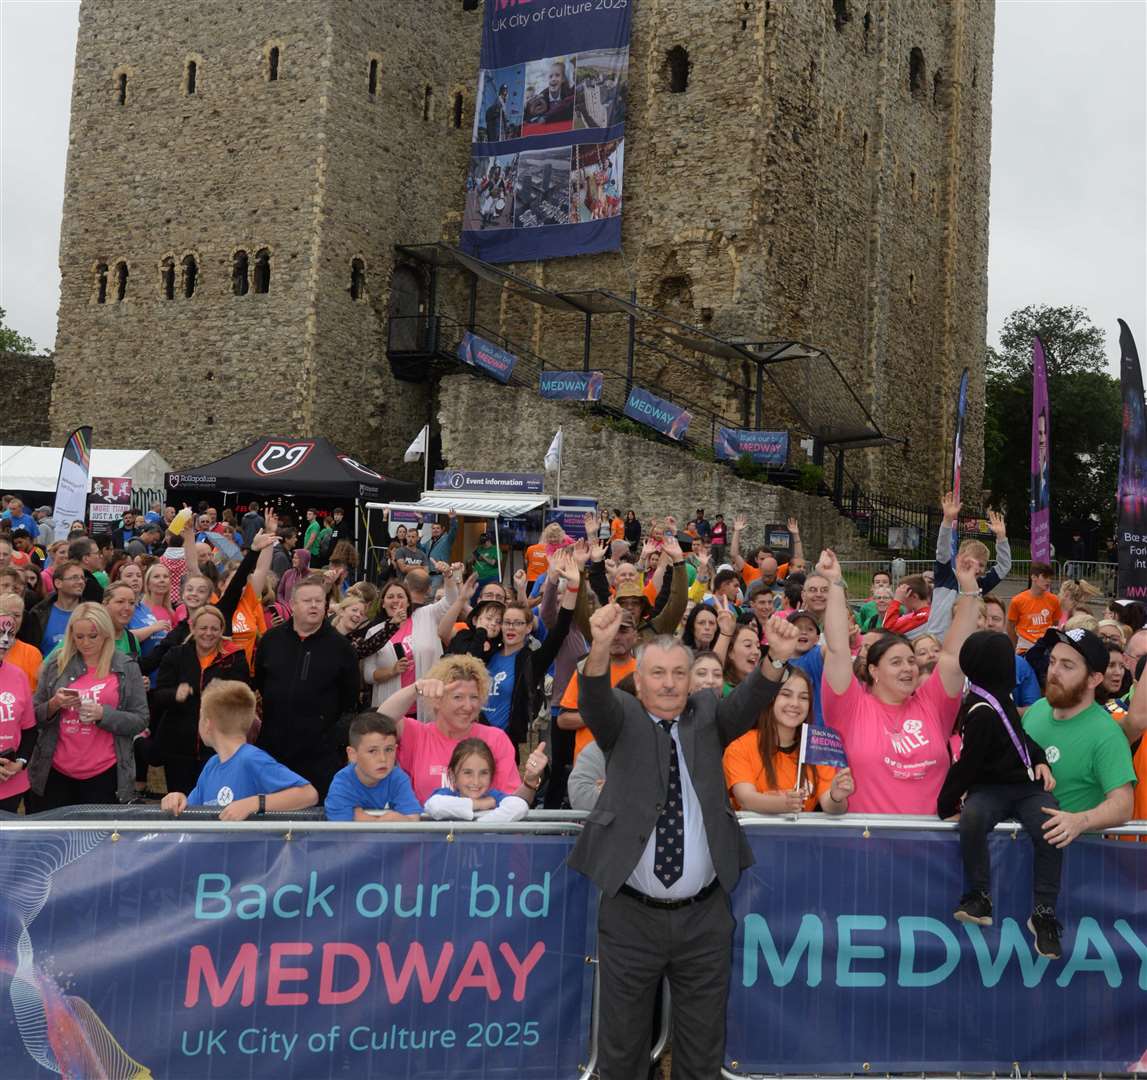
[0,830,593,1080]
[623,386,691,441]
[433,470,545,494]
[714,428,789,466]
[460,0,632,262]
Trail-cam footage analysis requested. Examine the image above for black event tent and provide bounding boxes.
[164,436,417,501]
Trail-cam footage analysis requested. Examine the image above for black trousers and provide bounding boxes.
[596,884,734,1080]
[959,782,1063,908]
[543,712,574,809]
[0,792,25,814]
[33,765,118,812]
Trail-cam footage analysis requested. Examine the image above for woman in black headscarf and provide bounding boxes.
[938,630,1063,956]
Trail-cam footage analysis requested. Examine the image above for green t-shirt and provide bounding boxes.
[93,570,110,588]
[1022,699,1136,814]
[473,544,501,582]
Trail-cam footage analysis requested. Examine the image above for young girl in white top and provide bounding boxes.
[423,738,529,822]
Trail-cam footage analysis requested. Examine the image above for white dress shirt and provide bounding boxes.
[625,712,716,900]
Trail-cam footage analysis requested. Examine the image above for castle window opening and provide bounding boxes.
[423,85,434,121]
[863,9,871,49]
[253,248,271,294]
[182,255,198,298]
[463,0,480,9]
[232,250,250,296]
[114,261,128,302]
[909,47,926,97]
[95,262,108,304]
[452,91,465,129]
[933,68,945,106]
[161,258,175,300]
[186,59,197,95]
[908,271,916,304]
[368,59,378,97]
[833,0,850,32]
[268,46,280,82]
[350,258,366,300]
[664,46,689,93]
[117,72,128,106]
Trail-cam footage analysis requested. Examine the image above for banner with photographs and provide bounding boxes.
[457,330,518,384]
[88,476,133,524]
[714,428,789,466]
[1116,320,1147,599]
[461,0,631,263]
[1029,336,1051,563]
[624,386,692,441]
[539,370,604,401]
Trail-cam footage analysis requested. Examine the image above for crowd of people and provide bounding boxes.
[0,491,1142,1075]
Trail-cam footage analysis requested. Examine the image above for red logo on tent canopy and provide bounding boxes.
[338,454,383,479]
[252,441,315,476]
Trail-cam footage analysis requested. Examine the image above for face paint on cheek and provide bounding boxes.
[0,616,15,651]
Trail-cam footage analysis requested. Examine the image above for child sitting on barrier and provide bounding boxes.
[938,630,1061,954]
[323,712,422,822]
[423,738,529,822]
[160,681,318,820]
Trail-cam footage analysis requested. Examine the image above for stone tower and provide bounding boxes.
[52,0,992,502]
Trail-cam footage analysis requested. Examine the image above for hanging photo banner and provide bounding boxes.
[88,476,133,524]
[1116,320,1147,599]
[714,428,789,466]
[538,370,604,401]
[623,387,692,442]
[460,0,632,263]
[457,331,517,385]
[1030,336,1052,563]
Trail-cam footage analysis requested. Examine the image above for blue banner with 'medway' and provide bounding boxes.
[0,829,593,1080]
[624,386,692,441]
[727,822,1147,1075]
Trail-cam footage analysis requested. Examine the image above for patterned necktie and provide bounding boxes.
[654,720,685,887]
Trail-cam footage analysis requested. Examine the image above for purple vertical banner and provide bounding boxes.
[1116,320,1147,599]
[950,369,969,561]
[1029,336,1051,563]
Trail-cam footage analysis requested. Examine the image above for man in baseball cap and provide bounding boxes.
[786,608,820,657]
[1020,624,1135,956]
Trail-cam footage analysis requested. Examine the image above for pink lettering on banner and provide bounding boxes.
[448,941,501,1002]
[184,943,258,1007]
[319,943,371,1005]
[267,942,312,1006]
[377,942,455,1004]
[500,941,545,1001]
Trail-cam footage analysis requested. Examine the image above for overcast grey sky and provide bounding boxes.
[1,0,1144,371]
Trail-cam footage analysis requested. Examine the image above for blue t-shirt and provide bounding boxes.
[41,604,73,656]
[324,763,421,821]
[485,651,516,731]
[430,785,511,806]
[792,647,826,727]
[188,744,309,807]
[1014,654,1041,709]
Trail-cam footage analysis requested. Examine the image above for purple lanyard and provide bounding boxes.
[966,683,1034,781]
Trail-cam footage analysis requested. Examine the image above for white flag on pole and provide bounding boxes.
[404,425,428,463]
[544,429,563,473]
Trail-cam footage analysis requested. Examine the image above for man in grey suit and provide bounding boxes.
[569,602,800,1079]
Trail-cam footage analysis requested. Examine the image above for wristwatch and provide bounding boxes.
[257,793,266,815]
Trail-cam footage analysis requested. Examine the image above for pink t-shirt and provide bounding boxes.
[397,718,520,803]
[0,662,35,800]
[821,669,960,814]
[391,620,416,690]
[52,668,120,781]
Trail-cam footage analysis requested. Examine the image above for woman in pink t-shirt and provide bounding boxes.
[379,653,548,804]
[0,611,36,812]
[818,548,981,815]
[29,603,149,809]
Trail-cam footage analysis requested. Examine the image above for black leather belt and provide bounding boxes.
[618,878,720,910]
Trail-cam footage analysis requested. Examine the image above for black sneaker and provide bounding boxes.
[954,890,993,926]
[1028,905,1062,959]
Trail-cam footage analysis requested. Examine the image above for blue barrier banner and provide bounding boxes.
[545,507,596,539]
[624,386,692,441]
[539,370,604,401]
[460,0,631,262]
[0,829,593,1079]
[714,428,789,465]
[727,824,1147,1074]
[458,330,518,384]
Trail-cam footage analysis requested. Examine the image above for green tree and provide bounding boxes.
[0,307,37,354]
[984,305,1120,543]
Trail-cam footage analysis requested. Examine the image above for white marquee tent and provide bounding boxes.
[0,445,171,494]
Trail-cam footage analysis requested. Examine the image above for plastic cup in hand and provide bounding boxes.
[169,507,194,535]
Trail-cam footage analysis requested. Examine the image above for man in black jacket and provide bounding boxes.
[67,537,105,602]
[253,576,359,797]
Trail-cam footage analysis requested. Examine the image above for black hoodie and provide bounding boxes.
[937,630,1049,818]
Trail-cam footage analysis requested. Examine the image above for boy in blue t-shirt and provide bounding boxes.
[161,681,317,821]
[324,712,422,822]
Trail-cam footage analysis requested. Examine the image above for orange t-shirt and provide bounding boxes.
[740,562,789,586]
[560,656,637,761]
[1007,590,1061,645]
[228,583,266,669]
[525,544,550,582]
[1131,736,1147,837]
[611,518,624,540]
[7,639,42,692]
[722,728,834,811]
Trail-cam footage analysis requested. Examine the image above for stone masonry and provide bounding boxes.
[49,0,992,506]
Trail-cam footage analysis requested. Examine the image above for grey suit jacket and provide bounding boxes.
[567,666,781,897]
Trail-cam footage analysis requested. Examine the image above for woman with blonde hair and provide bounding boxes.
[378,652,547,804]
[330,595,367,636]
[29,603,148,808]
[1056,579,1100,627]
